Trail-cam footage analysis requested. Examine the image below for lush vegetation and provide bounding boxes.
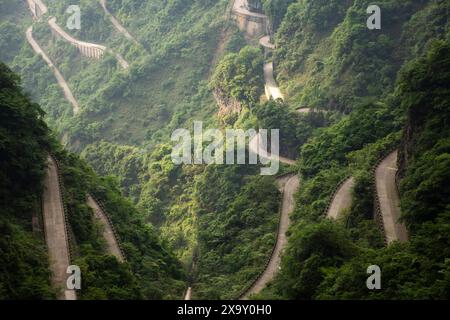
[256,39,450,300]
[0,63,185,299]
[54,148,186,299]
[6,0,231,149]
[82,140,284,299]
[2,0,449,300]
[274,0,448,111]
[0,63,54,299]
[2,0,275,298]
[210,46,265,109]
[193,165,280,299]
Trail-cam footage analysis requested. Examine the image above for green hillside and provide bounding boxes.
[0,63,184,299]
[1,0,449,301]
[256,40,450,299]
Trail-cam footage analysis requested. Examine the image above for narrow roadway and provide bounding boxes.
[48,17,129,69]
[327,177,355,220]
[184,287,192,300]
[99,0,139,45]
[241,174,300,299]
[248,132,296,166]
[86,195,125,262]
[259,36,275,50]
[42,156,76,300]
[264,62,284,101]
[232,0,267,18]
[26,26,80,114]
[230,1,298,299]
[375,151,409,243]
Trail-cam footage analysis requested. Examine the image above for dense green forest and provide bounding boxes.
[0,63,184,299]
[273,0,448,111]
[254,41,449,299]
[250,0,450,299]
[1,0,449,300]
[3,0,234,147]
[0,63,54,299]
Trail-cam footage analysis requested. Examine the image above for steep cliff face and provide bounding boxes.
[213,89,243,115]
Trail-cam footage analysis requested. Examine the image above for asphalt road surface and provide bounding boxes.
[241,174,300,299]
[375,151,409,243]
[327,177,355,220]
[42,156,76,300]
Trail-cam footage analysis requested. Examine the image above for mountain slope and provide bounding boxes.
[0,63,185,299]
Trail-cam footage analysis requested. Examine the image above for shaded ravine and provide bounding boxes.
[42,156,77,300]
[375,150,409,243]
[240,174,300,299]
[326,177,355,220]
[25,26,80,115]
[86,195,125,262]
[99,0,140,46]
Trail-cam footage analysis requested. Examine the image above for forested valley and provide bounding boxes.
[0,0,449,300]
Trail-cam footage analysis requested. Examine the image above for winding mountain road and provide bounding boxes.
[241,174,300,299]
[32,0,409,302]
[26,26,80,115]
[48,17,129,69]
[248,132,296,166]
[264,62,284,101]
[184,287,192,300]
[259,35,275,50]
[327,177,355,220]
[26,0,132,116]
[27,0,129,68]
[99,0,139,46]
[228,1,299,299]
[232,0,283,102]
[232,0,267,19]
[256,24,284,102]
[375,151,409,243]
[86,195,125,262]
[42,156,76,300]
[27,0,47,18]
